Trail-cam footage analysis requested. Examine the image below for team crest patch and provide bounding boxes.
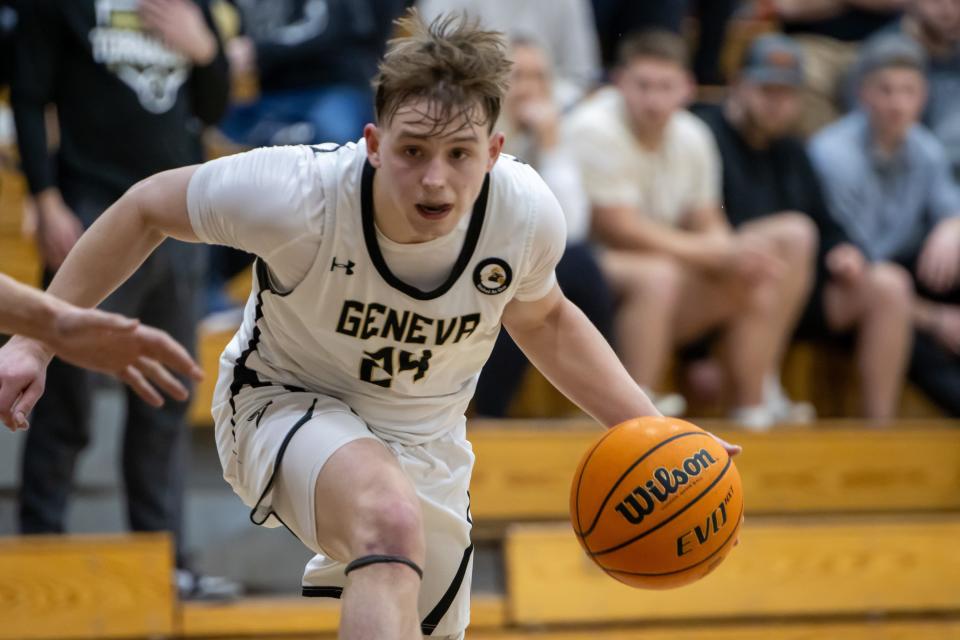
[474,258,513,295]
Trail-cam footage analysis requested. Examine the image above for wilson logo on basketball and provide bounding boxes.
[614,449,718,525]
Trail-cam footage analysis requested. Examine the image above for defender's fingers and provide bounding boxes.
[137,356,189,401]
[141,329,203,381]
[120,365,164,407]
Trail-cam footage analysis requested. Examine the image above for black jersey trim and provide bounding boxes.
[420,543,474,635]
[249,398,318,527]
[360,160,490,301]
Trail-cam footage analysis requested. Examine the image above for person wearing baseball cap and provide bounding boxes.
[695,33,914,422]
[809,33,960,416]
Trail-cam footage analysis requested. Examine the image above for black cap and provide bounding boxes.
[856,34,926,82]
[741,34,804,87]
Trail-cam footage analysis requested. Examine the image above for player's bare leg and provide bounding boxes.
[824,263,913,420]
[311,439,426,640]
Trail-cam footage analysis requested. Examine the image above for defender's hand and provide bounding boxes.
[50,308,204,407]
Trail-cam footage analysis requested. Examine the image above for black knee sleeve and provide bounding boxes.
[344,554,424,579]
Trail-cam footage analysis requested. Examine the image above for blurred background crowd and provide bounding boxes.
[0,0,958,598]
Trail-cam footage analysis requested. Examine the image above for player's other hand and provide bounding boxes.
[708,431,742,458]
[139,0,218,65]
[34,191,83,271]
[49,307,204,408]
[0,336,51,431]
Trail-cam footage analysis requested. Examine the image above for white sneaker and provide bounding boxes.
[730,405,776,432]
[643,388,687,417]
[764,375,816,423]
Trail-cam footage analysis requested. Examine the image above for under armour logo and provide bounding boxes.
[247,400,273,429]
[331,258,356,275]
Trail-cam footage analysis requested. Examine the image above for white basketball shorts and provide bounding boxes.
[213,384,475,637]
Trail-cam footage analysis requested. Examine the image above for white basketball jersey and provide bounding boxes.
[210,140,553,459]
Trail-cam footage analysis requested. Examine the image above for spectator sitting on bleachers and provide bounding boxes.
[416,0,601,108]
[220,0,408,147]
[872,0,960,175]
[473,35,614,417]
[773,0,904,135]
[696,34,913,421]
[565,30,816,429]
[810,34,960,415]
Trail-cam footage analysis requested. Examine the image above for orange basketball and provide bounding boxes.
[569,416,743,589]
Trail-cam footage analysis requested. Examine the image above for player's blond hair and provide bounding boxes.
[373,10,511,133]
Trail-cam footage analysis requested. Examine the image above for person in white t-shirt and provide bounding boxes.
[566,30,818,430]
[0,13,739,640]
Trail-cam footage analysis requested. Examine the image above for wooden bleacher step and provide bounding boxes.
[469,421,960,521]
[0,533,175,640]
[504,516,960,626]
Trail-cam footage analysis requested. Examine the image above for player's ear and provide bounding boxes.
[364,123,382,167]
[486,131,505,171]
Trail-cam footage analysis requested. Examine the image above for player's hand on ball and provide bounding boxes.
[709,431,742,458]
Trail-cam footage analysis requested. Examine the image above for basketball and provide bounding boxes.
[569,417,743,590]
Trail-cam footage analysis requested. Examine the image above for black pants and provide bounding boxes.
[473,243,615,417]
[18,194,203,566]
[903,258,960,416]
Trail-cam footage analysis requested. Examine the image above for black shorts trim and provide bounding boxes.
[302,585,344,598]
[248,398,318,527]
[420,543,474,635]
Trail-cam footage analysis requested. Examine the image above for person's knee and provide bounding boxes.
[782,212,819,263]
[626,256,683,305]
[350,490,425,561]
[868,263,914,312]
[760,212,819,264]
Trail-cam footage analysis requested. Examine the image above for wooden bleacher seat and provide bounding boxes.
[504,516,960,626]
[468,421,960,522]
[0,533,175,640]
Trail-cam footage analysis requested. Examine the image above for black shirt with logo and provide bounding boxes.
[11,0,229,208]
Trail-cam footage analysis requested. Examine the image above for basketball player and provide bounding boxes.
[0,272,202,430]
[0,12,738,638]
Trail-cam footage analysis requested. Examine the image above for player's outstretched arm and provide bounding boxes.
[0,167,204,431]
[502,285,741,455]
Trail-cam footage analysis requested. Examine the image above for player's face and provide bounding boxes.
[365,99,505,242]
[860,67,927,142]
[616,57,692,136]
[505,44,552,120]
[739,81,801,138]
